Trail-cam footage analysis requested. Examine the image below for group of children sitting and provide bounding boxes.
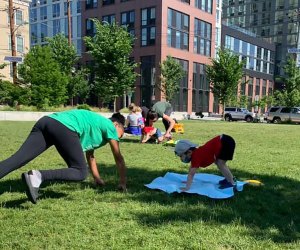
[124,103,237,190]
[124,103,164,143]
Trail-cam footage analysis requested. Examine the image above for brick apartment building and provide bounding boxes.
[81,0,217,113]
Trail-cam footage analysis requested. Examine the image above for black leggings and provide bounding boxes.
[0,116,88,182]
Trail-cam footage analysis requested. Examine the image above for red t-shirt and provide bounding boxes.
[191,135,222,168]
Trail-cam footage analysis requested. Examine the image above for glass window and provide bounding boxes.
[195,0,213,14]
[77,16,81,37]
[77,0,81,13]
[76,40,82,54]
[121,10,135,34]
[256,60,261,72]
[53,19,61,36]
[15,10,23,25]
[41,22,48,42]
[268,81,273,95]
[257,47,262,58]
[255,78,260,95]
[86,18,95,36]
[16,36,24,53]
[30,9,37,22]
[242,41,247,54]
[234,38,239,52]
[194,18,211,56]
[40,6,47,20]
[248,77,253,97]
[31,24,38,43]
[102,14,115,24]
[86,0,98,9]
[53,3,60,18]
[280,107,291,113]
[141,7,156,46]
[102,0,114,6]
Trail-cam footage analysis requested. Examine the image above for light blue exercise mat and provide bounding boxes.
[145,172,246,199]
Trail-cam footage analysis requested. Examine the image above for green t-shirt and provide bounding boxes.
[152,101,172,117]
[48,109,119,152]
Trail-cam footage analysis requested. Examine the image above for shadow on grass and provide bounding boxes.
[1,198,29,209]
[0,179,69,207]
[36,190,68,203]
[0,164,299,243]
[120,137,141,144]
[92,164,300,244]
[0,179,25,195]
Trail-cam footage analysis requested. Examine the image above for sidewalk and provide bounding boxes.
[0,111,222,121]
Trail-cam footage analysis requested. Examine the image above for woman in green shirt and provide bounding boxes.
[0,109,127,204]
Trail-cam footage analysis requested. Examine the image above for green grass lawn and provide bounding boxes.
[0,120,299,249]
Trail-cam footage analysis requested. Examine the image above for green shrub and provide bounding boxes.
[0,80,31,106]
[77,104,91,111]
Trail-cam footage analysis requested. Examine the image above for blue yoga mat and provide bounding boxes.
[145,172,246,199]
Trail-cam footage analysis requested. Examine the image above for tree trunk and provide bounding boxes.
[123,92,126,108]
[114,97,117,113]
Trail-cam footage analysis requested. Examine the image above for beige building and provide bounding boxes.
[0,0,30,82]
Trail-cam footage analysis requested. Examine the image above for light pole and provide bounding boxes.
[67,0,71,45]
[8,0,17,84]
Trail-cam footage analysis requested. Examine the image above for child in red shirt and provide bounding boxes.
[174,134,236,190]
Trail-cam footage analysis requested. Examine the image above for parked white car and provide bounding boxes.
[266,106,300,124]
[224,107,255,122]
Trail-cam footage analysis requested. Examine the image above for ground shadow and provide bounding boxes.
[1,163,299,243]
[85,164,300,244]
[0,179,26,195]
[1,198,30,209]
[38,189,68,200]
[120,137,141,144]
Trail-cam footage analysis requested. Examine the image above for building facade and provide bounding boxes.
[215,0,223,57]
[222,24,275,113]
[29,0,82,54]
[81,0,217,113]
[222,0,300,78]
[0,0,31,82]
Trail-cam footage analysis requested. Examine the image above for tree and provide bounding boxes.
[47,34,82,106]
[84,19,138,110]
[18,45,68,109]
[206,48,245,114]
[257,95,274,111]
[0,63,7,79]
[273,57,300,107]
[68,68,90,104]
[47,34,78,75]
[157,56,184,102]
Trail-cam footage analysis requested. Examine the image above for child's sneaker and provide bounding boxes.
[219,177,236,185]
[218,178,228,185]
[219,181,234,189]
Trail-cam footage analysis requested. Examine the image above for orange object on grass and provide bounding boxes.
[173,123,184,133]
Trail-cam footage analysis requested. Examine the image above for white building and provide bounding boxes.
[0,0,31,82]
[29,0,82,54]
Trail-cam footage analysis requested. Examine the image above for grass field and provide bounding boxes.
[0,120,299,249]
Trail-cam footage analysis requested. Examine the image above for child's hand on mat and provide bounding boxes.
[94,178,105,186]
[164,133,172,139]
